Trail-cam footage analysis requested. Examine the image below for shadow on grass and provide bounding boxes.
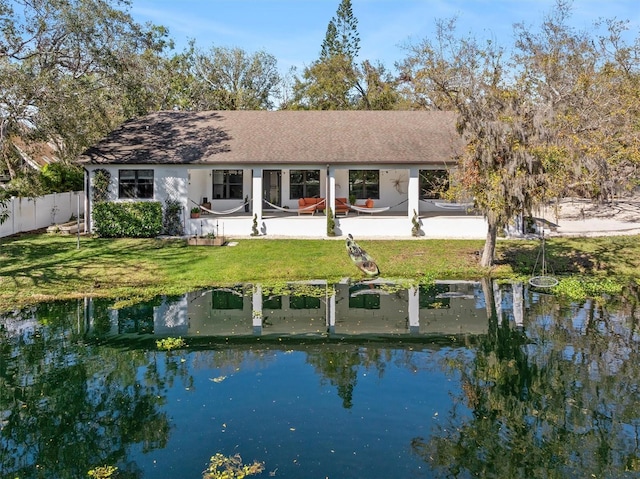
[496,236,640,277]
[0,235,191,291]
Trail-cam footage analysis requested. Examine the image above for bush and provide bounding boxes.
[163,198,183,236]
[93,201,162,238]
[92,169,111,203]
[40,163,84,193]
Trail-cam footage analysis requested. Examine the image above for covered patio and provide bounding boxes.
[187,165,485,239]
[188,210,486,239]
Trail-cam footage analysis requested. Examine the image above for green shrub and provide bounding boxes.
[40,162,84,194]
[326,207,335,236]
[92,169,111,203]
[93,201,162,238]
[163,198,183,236]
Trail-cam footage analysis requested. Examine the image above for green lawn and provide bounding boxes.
[1,233,638,311]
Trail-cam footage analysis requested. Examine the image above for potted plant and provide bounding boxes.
[190,206,201,218]
[349,194,357,206]
[244,195,250,212]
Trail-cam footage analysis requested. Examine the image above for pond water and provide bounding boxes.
[1,279,640,478]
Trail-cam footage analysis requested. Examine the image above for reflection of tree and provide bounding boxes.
[305,346,390,409]
[412,279,640,478]
[0,302,173,478]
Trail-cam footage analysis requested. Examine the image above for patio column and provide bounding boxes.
[408,167,420,219]
[408,286,420,334]
[327,165,336,214]
[252,168,263,223]
[327,285,336,334]
[252,284,263,335]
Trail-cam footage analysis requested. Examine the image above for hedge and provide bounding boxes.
[93,201,163,238]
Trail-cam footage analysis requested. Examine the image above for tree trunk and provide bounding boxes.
[480,277,498,330]
[480,220,499,267]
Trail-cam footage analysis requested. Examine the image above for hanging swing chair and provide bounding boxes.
[529,230,558,289]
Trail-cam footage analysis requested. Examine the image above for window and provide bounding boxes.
[212,170,243,199]
[118,170,154,199]
[290,170,320,198]
[419,170,449,199]
[348,285,381,309]
[212,288,244,310]
[419,284,451,309]
[262,295,282,310]
[349,293,381,310]
[349,170,379,199]
[289,295,321,309]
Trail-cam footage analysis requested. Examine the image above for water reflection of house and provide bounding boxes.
[83,280,531,339]
[185,280,489,337]
[417,281,487,335]
[188,282,330,336]
[187,286,254,336]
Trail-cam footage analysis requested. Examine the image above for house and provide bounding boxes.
[78,110,487,239]
[1,136,61,183]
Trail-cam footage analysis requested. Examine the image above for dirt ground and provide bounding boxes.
[536,192,640,237]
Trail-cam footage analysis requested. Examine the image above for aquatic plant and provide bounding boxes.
[261,282,330,299]
[156,337,187,351]
[202,453,264,479]
[554,277,622,302]
[88,465,118,478]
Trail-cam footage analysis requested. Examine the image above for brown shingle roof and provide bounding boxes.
[78,110,463,166]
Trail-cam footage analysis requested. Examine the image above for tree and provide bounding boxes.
[290,53,356,109]
[0,0,170,191]
[399,19,548,267]
[190,43,281,110]
[399,1,640,266]
[0,195,7,224]
[413,280,640,478]
[513,2,640,201]
[320,0,360,61]
[288,0,400,110]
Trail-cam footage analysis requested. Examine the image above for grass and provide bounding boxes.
[1,232,638,312]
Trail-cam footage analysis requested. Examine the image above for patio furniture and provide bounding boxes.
[298,198,325,215]
[335,198,350,216]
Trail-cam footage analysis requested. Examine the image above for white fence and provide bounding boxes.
[0,191,85,238]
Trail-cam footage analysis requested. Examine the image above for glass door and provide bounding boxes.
[262,170,281,208]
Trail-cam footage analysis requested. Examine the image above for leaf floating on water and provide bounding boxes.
[210,375,227,383]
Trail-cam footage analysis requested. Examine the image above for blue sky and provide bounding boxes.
[131,0,640,73]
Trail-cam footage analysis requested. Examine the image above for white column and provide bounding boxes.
[252,284,263,335]
[512,282,524,327]
[327,286,336,334]
[327,165,336,213]
[408,286,420,334]
[252,168,263,224]
[408,167,420,219]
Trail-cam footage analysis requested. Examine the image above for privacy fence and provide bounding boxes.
[0,191,85,238]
